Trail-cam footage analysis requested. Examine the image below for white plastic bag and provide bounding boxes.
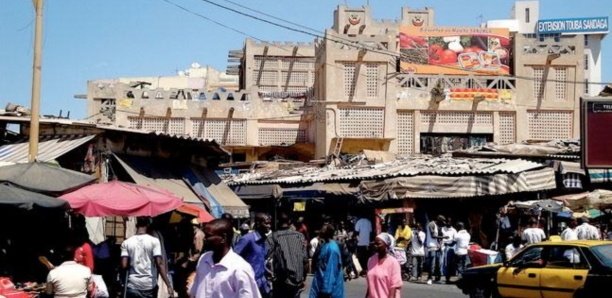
[91,274,109,298]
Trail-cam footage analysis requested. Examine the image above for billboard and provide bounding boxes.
[399,26,511,75]
[537,17,608,35]
[581,97,612,168]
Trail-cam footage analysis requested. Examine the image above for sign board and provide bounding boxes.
[581,97,612,168]
[537,17,608,35]
[399,26,511,75]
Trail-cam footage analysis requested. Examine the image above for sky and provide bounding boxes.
[1,0,610,119]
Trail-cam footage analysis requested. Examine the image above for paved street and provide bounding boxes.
[300,276,466,297]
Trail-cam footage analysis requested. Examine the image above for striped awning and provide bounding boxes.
[0,135,96,164]
[359,168,556,200]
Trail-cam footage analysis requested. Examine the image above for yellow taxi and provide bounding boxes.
[456,240,612,298]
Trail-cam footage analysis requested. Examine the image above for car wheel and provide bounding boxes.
[469,286,492,298]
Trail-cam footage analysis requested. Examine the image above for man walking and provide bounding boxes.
[235,213,272,297]
[266,213,308,298]
[561,219,578,241]
[121,217,173,298]
[354,214,372,275]
[453,222,470,279]
[309,224,344,298]
[576,217,600,240]
[190,219,261,298]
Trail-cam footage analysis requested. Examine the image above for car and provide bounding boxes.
[456,240,612,298]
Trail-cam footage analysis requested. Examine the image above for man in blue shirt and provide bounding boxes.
[309,224,344,298]
[235,213,271,297]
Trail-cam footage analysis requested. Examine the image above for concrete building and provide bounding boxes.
[83,1,606,161]
[314,2,607,157]
[85,56,316,162]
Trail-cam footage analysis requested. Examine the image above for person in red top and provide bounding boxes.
[296,216,309,240]
[73,229,95,272]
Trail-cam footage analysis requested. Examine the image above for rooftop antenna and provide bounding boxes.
[477,14,484,25]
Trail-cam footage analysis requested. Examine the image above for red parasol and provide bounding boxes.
[175,203,215,223]
[59,180,183,217]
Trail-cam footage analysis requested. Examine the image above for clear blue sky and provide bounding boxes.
[1,0,610,119]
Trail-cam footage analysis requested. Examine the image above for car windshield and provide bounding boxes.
[591,244,612,268]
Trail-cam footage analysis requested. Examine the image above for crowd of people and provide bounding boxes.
[39,211,611,298]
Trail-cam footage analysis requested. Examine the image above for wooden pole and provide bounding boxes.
[28,0,43,162]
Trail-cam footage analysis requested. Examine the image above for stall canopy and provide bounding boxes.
[0,182,68,209]
[60,180,183,217]
[552,189,612,211]
[114,154,205,206]
[114,154,248,219]
[0,161,96,194]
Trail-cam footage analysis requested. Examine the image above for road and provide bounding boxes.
[299,276,467,297]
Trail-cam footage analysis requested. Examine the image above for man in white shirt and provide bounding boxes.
[560,219,578,241]
[354,216,372,275]
[190,218,261,298]
[521,217,547,244]
[409,223,426,281]
[504,236,523,261]
[452,222,471,279]
[46,244,92,298]
[575,217,600,240]
[121,217,173,298]
[426,215,445,285]
[441,218,458,283]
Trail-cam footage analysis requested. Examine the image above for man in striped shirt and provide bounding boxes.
[266,213,308,298]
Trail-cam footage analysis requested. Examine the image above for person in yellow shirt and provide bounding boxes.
[394,218,413,249]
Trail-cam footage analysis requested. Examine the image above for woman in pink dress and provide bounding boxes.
[366,233,402,298]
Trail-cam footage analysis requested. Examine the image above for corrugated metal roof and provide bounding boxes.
[0,135,96,164]
[226,157,546,185]
[0,115,227,155]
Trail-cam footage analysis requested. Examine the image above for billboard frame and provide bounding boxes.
[581,96,612,169]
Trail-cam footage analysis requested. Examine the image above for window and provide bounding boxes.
[584,54,589,70]
[525,8,530,23]
[554,67,567,101]
[533,67,545,99]
[584,35,589,46]
[585,79,589,94]
[545,246,588,269]
[366,63,379,98]
[511,246,543,267]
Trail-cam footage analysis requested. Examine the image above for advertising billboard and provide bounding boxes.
[399,26,511,75]
[537,17,608,35]
[581,97,612,168]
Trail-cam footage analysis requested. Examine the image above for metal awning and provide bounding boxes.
[359,168,557,200]
[0,135,96,164]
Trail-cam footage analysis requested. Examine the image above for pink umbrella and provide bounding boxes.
[60,180,183,217]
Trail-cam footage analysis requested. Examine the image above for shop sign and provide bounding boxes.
[581,97,612,168]
[537,17,608,35]
[399,26,511,76]
[445,88,513,102]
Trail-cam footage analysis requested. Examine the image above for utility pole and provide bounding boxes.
[28,0,43,162]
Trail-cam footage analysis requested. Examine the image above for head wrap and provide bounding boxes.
[376,233,395,250]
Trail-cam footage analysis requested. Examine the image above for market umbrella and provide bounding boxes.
[173,203,215,223]
[0,182,68,209]
[0,162,96,194]
[59,180,183,217]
